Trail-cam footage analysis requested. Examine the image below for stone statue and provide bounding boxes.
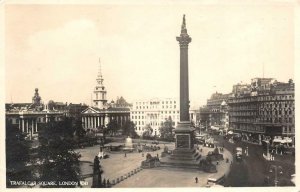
[181,14,187,33]
[93,156,100,172]
[32,88,41,105]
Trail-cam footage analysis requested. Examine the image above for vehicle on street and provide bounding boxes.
[235,147,242,160]
[195,134,208,144]
[98,151,109,159]
[206,175,225,187]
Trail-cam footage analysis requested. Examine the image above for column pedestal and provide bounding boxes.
[160,121,201,169]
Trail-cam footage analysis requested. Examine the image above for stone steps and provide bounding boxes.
[160,149,202,169]
[159,159,201,169]
[169,153,201,161]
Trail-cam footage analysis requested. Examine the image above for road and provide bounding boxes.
[213,135,295,187]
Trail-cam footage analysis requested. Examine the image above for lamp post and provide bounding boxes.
[269,165,283,186]
[266,140,270,160]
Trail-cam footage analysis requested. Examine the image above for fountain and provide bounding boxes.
[123,136,134,152]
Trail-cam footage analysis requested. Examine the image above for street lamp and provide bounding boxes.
[266,140,270,160]
[269,165,283,186]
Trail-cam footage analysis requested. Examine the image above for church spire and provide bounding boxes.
[93,58,107,109]
[98,57,102,79]
[97,58,104,85]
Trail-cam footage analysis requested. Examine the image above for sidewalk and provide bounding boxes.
[114,145,233,187]
[76,144,165,187]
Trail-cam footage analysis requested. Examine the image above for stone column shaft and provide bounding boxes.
[35,119,38,132]
[22,119,25,132]
[26,119,29,133]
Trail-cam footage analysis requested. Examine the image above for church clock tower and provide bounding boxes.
[93,59,107,109]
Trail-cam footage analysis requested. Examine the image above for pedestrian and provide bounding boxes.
[124,152,127,157]
[142,153,144,157]
[195,177,198,183]
[93,156,100,172]
[216,161,219,165]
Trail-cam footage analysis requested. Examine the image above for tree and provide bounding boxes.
[6,119,31,187]
[142,125,153,139]
[73,119,86,139]
[37,117,81,188]
[116,96,130,107]
[122,121,138,138]
[106,120,121,136]
[159,116,175,141]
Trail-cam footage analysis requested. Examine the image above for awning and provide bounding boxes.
[273,138,292,143]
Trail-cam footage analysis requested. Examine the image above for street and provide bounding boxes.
[213,135,295,187]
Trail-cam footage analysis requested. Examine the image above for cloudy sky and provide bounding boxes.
[5,1,295,107]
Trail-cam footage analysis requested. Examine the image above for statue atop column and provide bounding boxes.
[181,14,187,33]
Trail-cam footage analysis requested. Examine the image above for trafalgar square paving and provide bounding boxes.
[76,141,233,188]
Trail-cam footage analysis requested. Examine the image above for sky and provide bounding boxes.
[4,1,295,107]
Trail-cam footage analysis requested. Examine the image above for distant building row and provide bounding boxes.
[6,64,200,139]
[200,78,295,145]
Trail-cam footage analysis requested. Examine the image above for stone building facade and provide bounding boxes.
[228,78,295,145]
[130,98,199,136]
[81,63,131,131]
[5,88,65,140]
[199,93,230,134]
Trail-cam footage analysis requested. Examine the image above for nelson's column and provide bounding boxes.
[161,15,200,168]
